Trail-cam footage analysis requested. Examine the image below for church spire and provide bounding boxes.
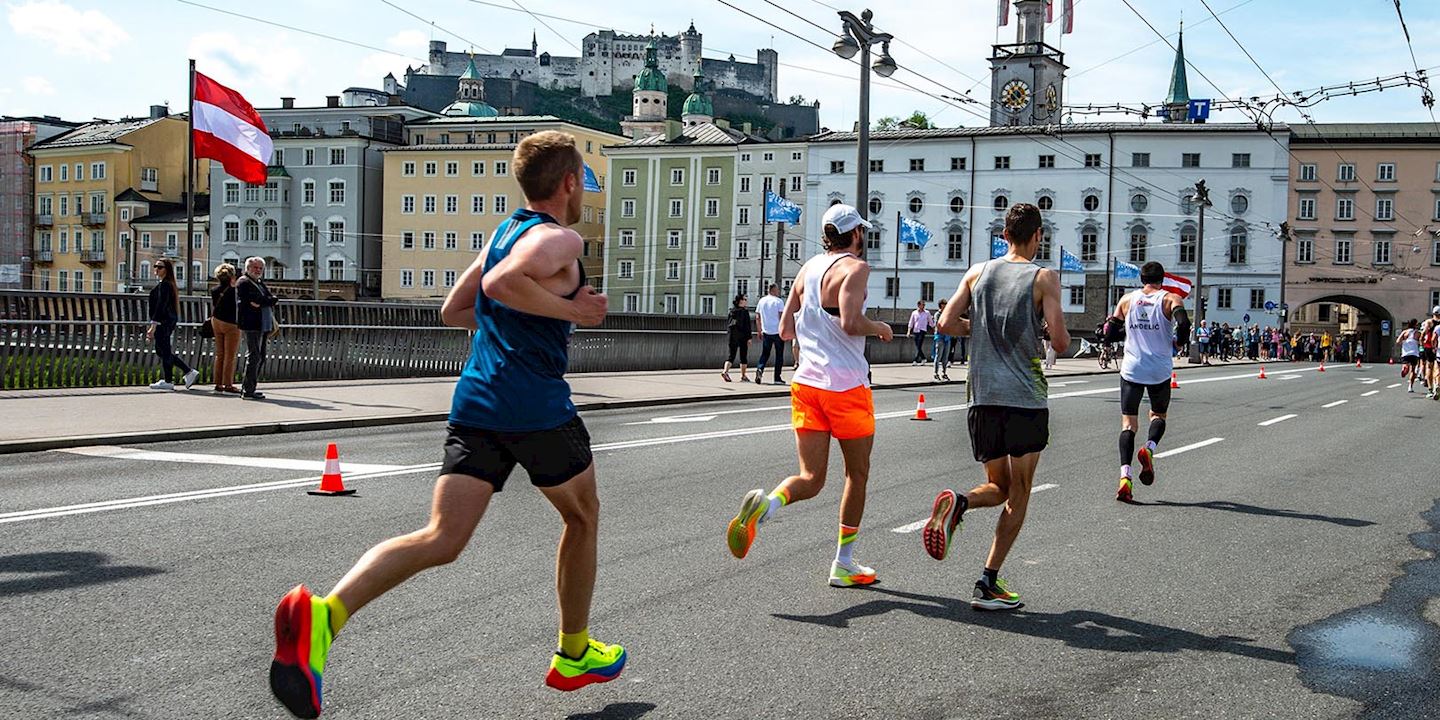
[1166,27,1190,107]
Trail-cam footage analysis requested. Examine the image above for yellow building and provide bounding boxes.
[380,115,622,300]
[30,110,209,293]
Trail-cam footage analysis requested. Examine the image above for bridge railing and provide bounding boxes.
[0,290,911,389]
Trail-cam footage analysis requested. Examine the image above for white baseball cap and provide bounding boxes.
[822,203,873,235]
[1432,305,1440,315]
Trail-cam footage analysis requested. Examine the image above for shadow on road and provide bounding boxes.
[0,551,162,597]
[1138,500,1376,527]
[565,702,658,720]
[774,586,1295,666]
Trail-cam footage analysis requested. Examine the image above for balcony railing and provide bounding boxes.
[32,251,53,263]
[82,212,107,226]
[35,214,53,227]
[140,179,158,192]
[80,250,106,264]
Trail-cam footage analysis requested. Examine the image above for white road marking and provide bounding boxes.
[1152,437,1224,459]
[1359,378,1379,385]
[1387,383,1402,389]
[1258,414,1298,426]
[623,404,792,425]
[891,483,1059,533]
[1278,374,1302,380]
[1362,390,1380,397]
[623,415,718,425]
[56,446,403,474]
[1323,400,1348,408]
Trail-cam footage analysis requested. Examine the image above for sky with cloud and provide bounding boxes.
[2,0,1437,130]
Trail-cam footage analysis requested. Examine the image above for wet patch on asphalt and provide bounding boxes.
[1289,498,1440,719]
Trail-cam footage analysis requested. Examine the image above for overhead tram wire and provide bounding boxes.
[173,0,427,62]
[1390,0,1440,135]
[378,0,495,55]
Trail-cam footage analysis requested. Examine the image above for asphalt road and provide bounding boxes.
[1,362,1436,719]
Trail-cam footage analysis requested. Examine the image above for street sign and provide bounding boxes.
[1264,301,1276,311]
[1243,313,1251,324]
[1381,320,1392,336]
[1187,99,1212,121]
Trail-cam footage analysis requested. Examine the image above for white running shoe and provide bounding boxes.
[182,369,200,390]
[149,380,175,391]
[828,558,878,587]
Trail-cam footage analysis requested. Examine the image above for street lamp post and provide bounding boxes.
[833,9,896,226]
[1188,179,1212,363]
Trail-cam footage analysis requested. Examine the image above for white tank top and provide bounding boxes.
[792,252,870,392]
[1401,329,1421,357]
[1120,288,1174,385]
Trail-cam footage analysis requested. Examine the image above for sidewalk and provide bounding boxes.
[0,357,1254,453]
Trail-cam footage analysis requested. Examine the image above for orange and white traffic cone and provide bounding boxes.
[911,393,932,421]
[1356,358,1363,368]
[1390,357,1396,365]
[1318,361,1326,373]
[1170,372,1180,389]
[1258,365,1267,379]
[309,443,357,496]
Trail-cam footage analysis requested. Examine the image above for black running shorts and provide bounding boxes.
[440,416,593,490]
[1423,349,1437,363]
[1119,378,1173,416]
[1404,355,1420,367]
[967,405,1049,463]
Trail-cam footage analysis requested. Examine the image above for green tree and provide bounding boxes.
[788,94,808,105]
[876,111,934,131]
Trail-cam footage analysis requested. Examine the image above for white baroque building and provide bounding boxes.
[804,123,1291,328]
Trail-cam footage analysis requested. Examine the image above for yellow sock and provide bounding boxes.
[559,628,589,659]
[324,594,349,635]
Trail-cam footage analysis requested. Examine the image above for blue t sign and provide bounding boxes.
[1187,99,1211,121]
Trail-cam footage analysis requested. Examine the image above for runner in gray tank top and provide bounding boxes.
[920,203,1070,611]
[1100,261,1189,502]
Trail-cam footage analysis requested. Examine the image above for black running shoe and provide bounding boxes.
[971,578,1023,611]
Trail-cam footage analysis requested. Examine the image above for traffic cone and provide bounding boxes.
[1356,358,1363,368]
[1170,372,1180,389]
[309,443,357,496]
[1390,357,1395,365]
[911,393,932,421]
[1318,361,1326,373]
[1258,365,1267,379]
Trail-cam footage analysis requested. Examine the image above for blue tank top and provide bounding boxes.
[449,208,585,431]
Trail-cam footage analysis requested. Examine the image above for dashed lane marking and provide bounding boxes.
[1258,414,1298,426]
[1153,437,1225,459]
[1362,390,1380,397]
[1323,400,1348,408]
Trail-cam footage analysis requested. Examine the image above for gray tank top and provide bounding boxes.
[967,259,1048,409]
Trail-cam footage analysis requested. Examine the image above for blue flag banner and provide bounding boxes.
[582,164,601,193]
[1060,246,1084,272]
[990,236,1008,259]
[900,216,932,248]
[1114,260,1141,281]
[765,191,802,224]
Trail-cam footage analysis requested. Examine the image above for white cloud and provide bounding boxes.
[357,30,430,86]
[187,31,309,102]
[8,0,130,61]
[21,75,55,95]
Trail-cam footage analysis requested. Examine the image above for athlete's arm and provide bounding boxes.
[838,261,892,340]
[481,225,608,326]
[441,251,489,329]
[779,268,803,342]
[938,265,979,337]
[1036,268,1071,354]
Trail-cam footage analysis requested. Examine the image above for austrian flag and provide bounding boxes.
[192,72,272,184]
[1162,272,1193,299]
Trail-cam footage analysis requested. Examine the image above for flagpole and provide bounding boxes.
[774,183,786,295]
[892,210,900,321]
[184,58,196,295]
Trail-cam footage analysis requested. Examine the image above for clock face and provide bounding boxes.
[1002,80,1032,111]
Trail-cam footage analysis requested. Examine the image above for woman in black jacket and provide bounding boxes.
[147,257,198,390]
[721,293,753,383]
[210,263,242,394]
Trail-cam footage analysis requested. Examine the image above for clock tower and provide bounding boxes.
[989,0,1067,127]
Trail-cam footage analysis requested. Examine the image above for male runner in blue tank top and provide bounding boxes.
[1102,261,1189,502]
[267,131,620,719]
[921,203,1069,610]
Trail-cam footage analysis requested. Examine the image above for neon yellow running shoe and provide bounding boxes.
[971,578,1022,611]
[545,638,627,691]
[727,488,768,559]
[269,585,333,718]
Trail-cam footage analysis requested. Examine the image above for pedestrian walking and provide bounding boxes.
[933,297,952,381]
[267,131,622,720]
[236,256,279,400]
[908,299,932,364]
[922,202,1070,611]
[209,263,242,394]
[146,257,199,391]
[753,283,787,385]
[726,202,894,588]
[722,293,753,383]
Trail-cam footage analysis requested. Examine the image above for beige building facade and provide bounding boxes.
[380,115,621,300]
[30,110,209,293]
[1287,124,1440,354]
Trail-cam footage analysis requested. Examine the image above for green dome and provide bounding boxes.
[682,92,712,118]
[634,37,667,93]
[442,100,499,117]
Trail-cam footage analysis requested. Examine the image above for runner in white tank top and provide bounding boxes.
[1397,320,1423,392]
[725,203,895,589]
[1102,262,1189,502]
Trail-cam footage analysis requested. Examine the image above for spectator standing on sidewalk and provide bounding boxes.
[722,293,752,383]
[209,263,242,394]
[237,256,279,400]
[146,257,199,391]
[933,298,952,381]
[908,299,932,364]
[753,283,787,385]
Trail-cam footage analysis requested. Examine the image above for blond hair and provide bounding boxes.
[513,130,581,202]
